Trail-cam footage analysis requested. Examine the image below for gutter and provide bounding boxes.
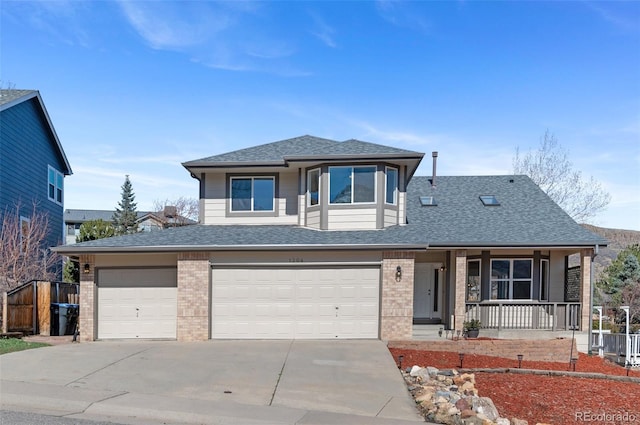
[52,243,430,255]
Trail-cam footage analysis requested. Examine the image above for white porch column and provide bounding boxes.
[454,250,467,332]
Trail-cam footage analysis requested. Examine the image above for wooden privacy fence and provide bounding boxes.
[2,280,79,335]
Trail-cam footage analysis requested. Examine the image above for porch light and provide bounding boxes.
[439,265,446,272]
[517,354,524,368]
[395,266,402,281]
[83,263,91,274]
[458,352,465,368]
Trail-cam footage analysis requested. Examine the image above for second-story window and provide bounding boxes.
[385,167,398,205]
[307,168,320,206]
[329,166,376,204]
[230,177,274,212]
[48,166,63,205]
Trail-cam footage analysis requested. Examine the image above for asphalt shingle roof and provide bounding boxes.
[0,89,36,108]
[64,209,150,223]
[54,175,606,254]
[182,135,423,166]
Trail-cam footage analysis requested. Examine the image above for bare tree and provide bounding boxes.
[513,130,611,223]
[152,197,199,226]
[0,202,60,292]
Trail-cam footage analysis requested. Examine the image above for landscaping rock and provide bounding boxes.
[495,418,510,425]
[511,419,528,425]
[472,397,500,422]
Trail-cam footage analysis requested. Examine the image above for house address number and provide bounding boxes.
[288,258,304,262]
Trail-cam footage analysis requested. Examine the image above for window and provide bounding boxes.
[329,166,376,204]
[230,177,274,212]
[307,168,320,206]
[480,195,500,206]
[490,259,532,300]
[419,196,437,206]
[48,166,63,205]
[467,259,481,302]
[385,167,398,204]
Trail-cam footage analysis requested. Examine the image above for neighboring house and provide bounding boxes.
[64,208,195,244]
[54,135,607,343]
[0,90,72,262]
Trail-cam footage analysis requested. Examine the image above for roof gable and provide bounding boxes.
[0,89,72,175]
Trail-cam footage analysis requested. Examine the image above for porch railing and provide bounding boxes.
[591,332,640,367]
[465,302,581,331]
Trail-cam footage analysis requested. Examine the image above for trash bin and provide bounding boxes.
[50,303,79,336]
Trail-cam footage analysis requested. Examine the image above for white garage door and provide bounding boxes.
[97,268,177,339]
[211,265,380,339]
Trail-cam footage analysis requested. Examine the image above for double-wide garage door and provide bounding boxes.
[212,265,380,339]
[97,268,177,339]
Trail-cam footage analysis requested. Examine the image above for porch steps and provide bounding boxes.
[412,324,446,341]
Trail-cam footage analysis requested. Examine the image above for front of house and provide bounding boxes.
[54,135,606,342]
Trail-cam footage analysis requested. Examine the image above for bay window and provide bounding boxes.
[329,166,376,204]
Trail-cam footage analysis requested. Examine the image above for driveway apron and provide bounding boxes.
[0,340,422,424]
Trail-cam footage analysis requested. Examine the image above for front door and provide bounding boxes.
[413,263,443,324]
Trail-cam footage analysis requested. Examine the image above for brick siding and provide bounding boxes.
[177,252,210,341]
[389,338,578,363]
[380,251,415,340]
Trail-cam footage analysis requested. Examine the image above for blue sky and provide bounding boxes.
[2,1,639,230]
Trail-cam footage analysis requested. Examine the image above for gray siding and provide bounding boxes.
[0,97,67,250]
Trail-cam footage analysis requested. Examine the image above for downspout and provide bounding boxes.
[588,244,599,355]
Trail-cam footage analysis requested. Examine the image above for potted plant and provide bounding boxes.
[463,319,481,338]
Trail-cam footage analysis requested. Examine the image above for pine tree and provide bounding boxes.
[113,175,138,235]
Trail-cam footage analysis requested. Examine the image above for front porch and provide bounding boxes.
[464,302,581,331]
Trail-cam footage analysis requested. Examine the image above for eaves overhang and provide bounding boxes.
[52,243,429,256]
[427,241,608,250]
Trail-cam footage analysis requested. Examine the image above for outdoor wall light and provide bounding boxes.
[395,266,402,281]
[83,263,91,274]
[517,354,524,368]
[439,265,447,272]
[458,352,465,368]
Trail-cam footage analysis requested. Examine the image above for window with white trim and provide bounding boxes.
[48,166,63,205]
[490,259,533,300]
[467,259,481,302]
[329,166,376,204]
[385,167,398,205]
[307,168,320,206]
[230,177,275,212]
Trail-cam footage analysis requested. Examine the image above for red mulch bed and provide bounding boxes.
[389,348,640,425]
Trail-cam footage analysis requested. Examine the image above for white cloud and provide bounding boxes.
[375,0,431,33]
[309,12,337,48]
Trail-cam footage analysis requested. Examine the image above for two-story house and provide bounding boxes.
[54,135,606,343]
[1,90,72,277]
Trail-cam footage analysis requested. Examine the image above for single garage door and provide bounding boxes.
[97,268,177,339]
[211,265,380,339]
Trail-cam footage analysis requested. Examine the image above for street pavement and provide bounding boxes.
[0,340,426,425]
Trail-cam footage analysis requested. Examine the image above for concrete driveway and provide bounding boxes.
[0,340,423,425]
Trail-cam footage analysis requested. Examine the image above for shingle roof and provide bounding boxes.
[64,209,150,223]
[53,174,606,254]
[0,89,37,108]
[182,135,423,167]
[406,175,608,246]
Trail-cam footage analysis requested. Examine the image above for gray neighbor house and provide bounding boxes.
[54,135,606,345]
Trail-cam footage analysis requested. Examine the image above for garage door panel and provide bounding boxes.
[212,266,379,339]
[98,268,177,339]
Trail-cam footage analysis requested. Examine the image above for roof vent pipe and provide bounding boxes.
[431,151,438,187]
